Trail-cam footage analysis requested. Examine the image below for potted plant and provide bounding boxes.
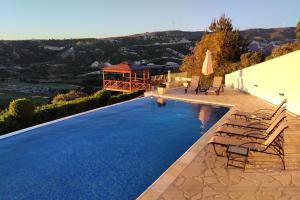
[157,83,167,95]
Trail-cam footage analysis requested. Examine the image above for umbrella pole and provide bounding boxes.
[199,74,203,92]
[199,74,202,89]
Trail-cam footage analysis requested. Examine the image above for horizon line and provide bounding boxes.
[0,26,296,41]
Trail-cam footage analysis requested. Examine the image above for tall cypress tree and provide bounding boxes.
[296,21,300,39]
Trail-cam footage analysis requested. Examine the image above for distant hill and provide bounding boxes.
[123,30,205,41]
[111,27,296,42]
[241,27,296,41]
[0,27,296,84]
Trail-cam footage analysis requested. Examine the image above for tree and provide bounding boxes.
[209,15,233,32]
[180,15,248,76]
[266,42,300,60]
[51,90,87,104]
[8,98,35,120]
[296,21,300,39]
[240,52,265,68]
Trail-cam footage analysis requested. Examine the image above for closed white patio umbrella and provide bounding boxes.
[200,50,214,90]
[202,50,214,76]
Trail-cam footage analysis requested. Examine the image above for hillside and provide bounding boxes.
[0,27,295,84]
[124,27,296,42]
[0,26,296,109]
[241,27,296,41]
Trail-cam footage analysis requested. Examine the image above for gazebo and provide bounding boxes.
[102,62,151,93]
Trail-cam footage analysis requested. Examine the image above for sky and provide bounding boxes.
[0,0,299,40]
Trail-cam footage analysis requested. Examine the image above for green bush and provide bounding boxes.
[296,21,300,39]
[266,42,300,60]
[0,110,16,133]
[51,90,87,104]
[108,90,144,105]
[9,98,35,120]
[34,89,111,124]
[240,52,265,68]
[0,115,22,134]
[0,89,143,135]
[0,104,34,134]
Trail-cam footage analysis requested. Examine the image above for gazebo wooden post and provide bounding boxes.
[129,71,132,92]
[122,73,124,90]
[134,71,137,81]
[147,70,150,90]
[102,70,105,87]
[143,70,145,83]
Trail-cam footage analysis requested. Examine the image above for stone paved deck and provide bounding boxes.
[138,87,300,200]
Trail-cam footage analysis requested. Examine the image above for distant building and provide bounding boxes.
[103,62,111,67]
[165,62,179,69]
[90,61,99,68]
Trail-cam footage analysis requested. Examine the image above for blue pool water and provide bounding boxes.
[0,97,228,200]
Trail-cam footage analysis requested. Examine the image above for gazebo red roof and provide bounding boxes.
[102,63,149,72]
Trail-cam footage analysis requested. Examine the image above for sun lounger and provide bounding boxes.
[223,106,286,130]
[160,75,167,83]
[151,76,158,84]
[205,76,224,95]
[232,98,287,120]
[186,75,200,94]
[157,75,164,83]
[209,122,288,169]
[216,111,286,139]
[152,75,166,85]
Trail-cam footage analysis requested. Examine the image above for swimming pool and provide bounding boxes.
[0,97,228,200]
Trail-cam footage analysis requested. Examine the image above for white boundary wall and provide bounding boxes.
[225,50,300,116]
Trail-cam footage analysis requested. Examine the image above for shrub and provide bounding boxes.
[266,42,300,60]
[108,90,144,105]
[51,90,87,104]
[0,89,143,135]
[8,98,35,120]
[296,21,300,39]
[0,110,24,134]
[240,51,265,68]
[33,89,111,124]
